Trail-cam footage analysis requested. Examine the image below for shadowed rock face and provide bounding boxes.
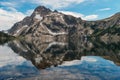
[8,6,120,41]
[8,38,120,69]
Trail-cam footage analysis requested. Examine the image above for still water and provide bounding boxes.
[0,40,120,80]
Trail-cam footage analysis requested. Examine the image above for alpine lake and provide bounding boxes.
[0,38,120,80]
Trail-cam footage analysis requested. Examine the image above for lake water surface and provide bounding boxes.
[0,40,120,80]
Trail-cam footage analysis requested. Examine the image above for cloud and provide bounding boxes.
[26,9,34,16]
[60,11,84,17]
[0,1,17,8]
[0,8,26,30]
[99,8,111,11]
[0,0,94,9]
[83,15,98,20]
[60,11,98,20]
[32,0,86,9]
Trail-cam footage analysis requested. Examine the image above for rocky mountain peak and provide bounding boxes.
[33,6,52,17]
[8,6,120,41]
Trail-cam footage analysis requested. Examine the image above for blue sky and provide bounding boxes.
[0,0,120,30]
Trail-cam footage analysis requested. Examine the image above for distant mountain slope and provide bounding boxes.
[0,31,14,44]
[0,31,13,38]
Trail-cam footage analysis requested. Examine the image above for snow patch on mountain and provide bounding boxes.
[46,25,67,36]
[35,14,43,20]
[13,25,28,36]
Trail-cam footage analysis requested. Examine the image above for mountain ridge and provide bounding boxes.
[8,6,120,41]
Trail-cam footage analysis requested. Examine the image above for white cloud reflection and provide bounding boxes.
[60,56,97,66]
[0,45,26,67]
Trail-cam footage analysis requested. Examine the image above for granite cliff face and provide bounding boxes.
[8,6,120,41]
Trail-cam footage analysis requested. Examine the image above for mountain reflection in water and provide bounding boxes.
[0,39,120,80]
